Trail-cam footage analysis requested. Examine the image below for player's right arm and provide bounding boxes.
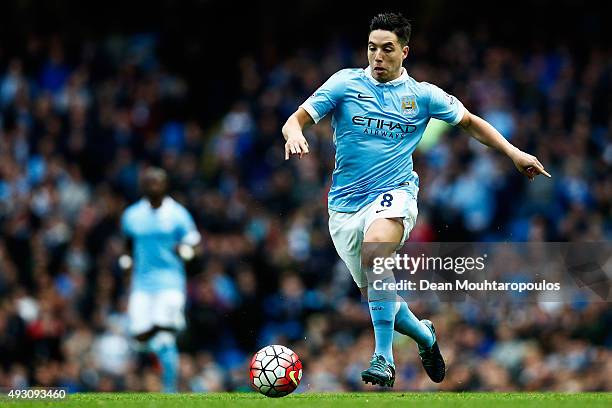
[282,108,312,160]
[282,69,347,160]
[118,209,134,274]
[118,238,134,272]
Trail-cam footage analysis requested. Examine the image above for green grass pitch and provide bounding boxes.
[3,392,611,407]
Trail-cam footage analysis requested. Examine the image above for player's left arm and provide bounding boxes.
[175,208,202,262]
[457,110,551,180]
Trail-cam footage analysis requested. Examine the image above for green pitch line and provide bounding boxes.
[4,392,611,407]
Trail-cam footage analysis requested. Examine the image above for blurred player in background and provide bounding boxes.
[282,12,551,387]
[119,167,201,392]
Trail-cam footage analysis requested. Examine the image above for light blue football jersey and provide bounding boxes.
[301,66,466,212]
[121,197,201,292]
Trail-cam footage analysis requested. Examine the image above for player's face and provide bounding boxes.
[142,175,167,200]
[367,30,408,82]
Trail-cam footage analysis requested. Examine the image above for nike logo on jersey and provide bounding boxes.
[357,93,374,99]
[375,209,388,213]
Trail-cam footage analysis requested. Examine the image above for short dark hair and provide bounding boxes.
[369,13,411,46]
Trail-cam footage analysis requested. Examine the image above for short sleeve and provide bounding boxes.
[176,207,201,246]
[428,83,466,125]
[300,70,347,124]
[120,211,132,237]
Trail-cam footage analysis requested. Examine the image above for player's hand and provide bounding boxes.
[509,149,551,180]
[118,254,133,271]
[284,135,310,160]
[176,244,195,261]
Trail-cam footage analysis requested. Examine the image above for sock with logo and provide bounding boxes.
[368,276,396,366]
[393,298,435,347]
[150,331,179,393]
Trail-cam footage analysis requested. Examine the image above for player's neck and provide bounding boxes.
[385,67,404,82]
[148,197,165,209]
[370,66,404,84]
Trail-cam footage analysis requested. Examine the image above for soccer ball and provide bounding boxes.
[249,345,303,397]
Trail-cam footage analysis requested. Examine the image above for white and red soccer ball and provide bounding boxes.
[249,345,303,397]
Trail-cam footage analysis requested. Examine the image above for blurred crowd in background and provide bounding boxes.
[0,10,611,393]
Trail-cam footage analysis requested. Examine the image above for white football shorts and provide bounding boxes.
[328,188,418,288]
[128,289,186,335]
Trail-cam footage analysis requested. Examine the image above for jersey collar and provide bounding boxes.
[364,66,408,86]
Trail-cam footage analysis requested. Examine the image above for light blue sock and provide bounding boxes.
[368,274,396,365]
[369,299,395,365]
[150,332,179,393]
[394,299,435,348]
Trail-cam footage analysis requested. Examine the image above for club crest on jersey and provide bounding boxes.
[401,95,418,117]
